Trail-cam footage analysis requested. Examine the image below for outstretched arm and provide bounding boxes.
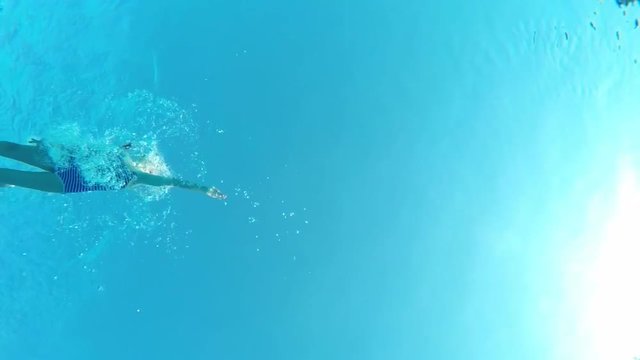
[131,171,227,200]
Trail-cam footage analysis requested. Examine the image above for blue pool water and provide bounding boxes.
[2,0,640,359]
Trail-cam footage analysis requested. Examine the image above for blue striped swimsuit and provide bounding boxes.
[55,160,136,194]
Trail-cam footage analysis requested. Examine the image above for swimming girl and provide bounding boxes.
[0,139,226,200]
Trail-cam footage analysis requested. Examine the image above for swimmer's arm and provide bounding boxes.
[130,171,227,200]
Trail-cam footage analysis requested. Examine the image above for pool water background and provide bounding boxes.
[1,0,640,359]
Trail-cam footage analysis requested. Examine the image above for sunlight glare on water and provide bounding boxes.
[564,159,640,360]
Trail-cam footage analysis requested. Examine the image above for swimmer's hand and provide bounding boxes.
[206,187,227,200]
[28,138,43,146]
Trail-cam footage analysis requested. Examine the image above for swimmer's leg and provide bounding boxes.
[0,168,64,193]
[0,141,56,172]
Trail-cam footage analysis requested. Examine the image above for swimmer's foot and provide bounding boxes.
[206,187,227,200]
